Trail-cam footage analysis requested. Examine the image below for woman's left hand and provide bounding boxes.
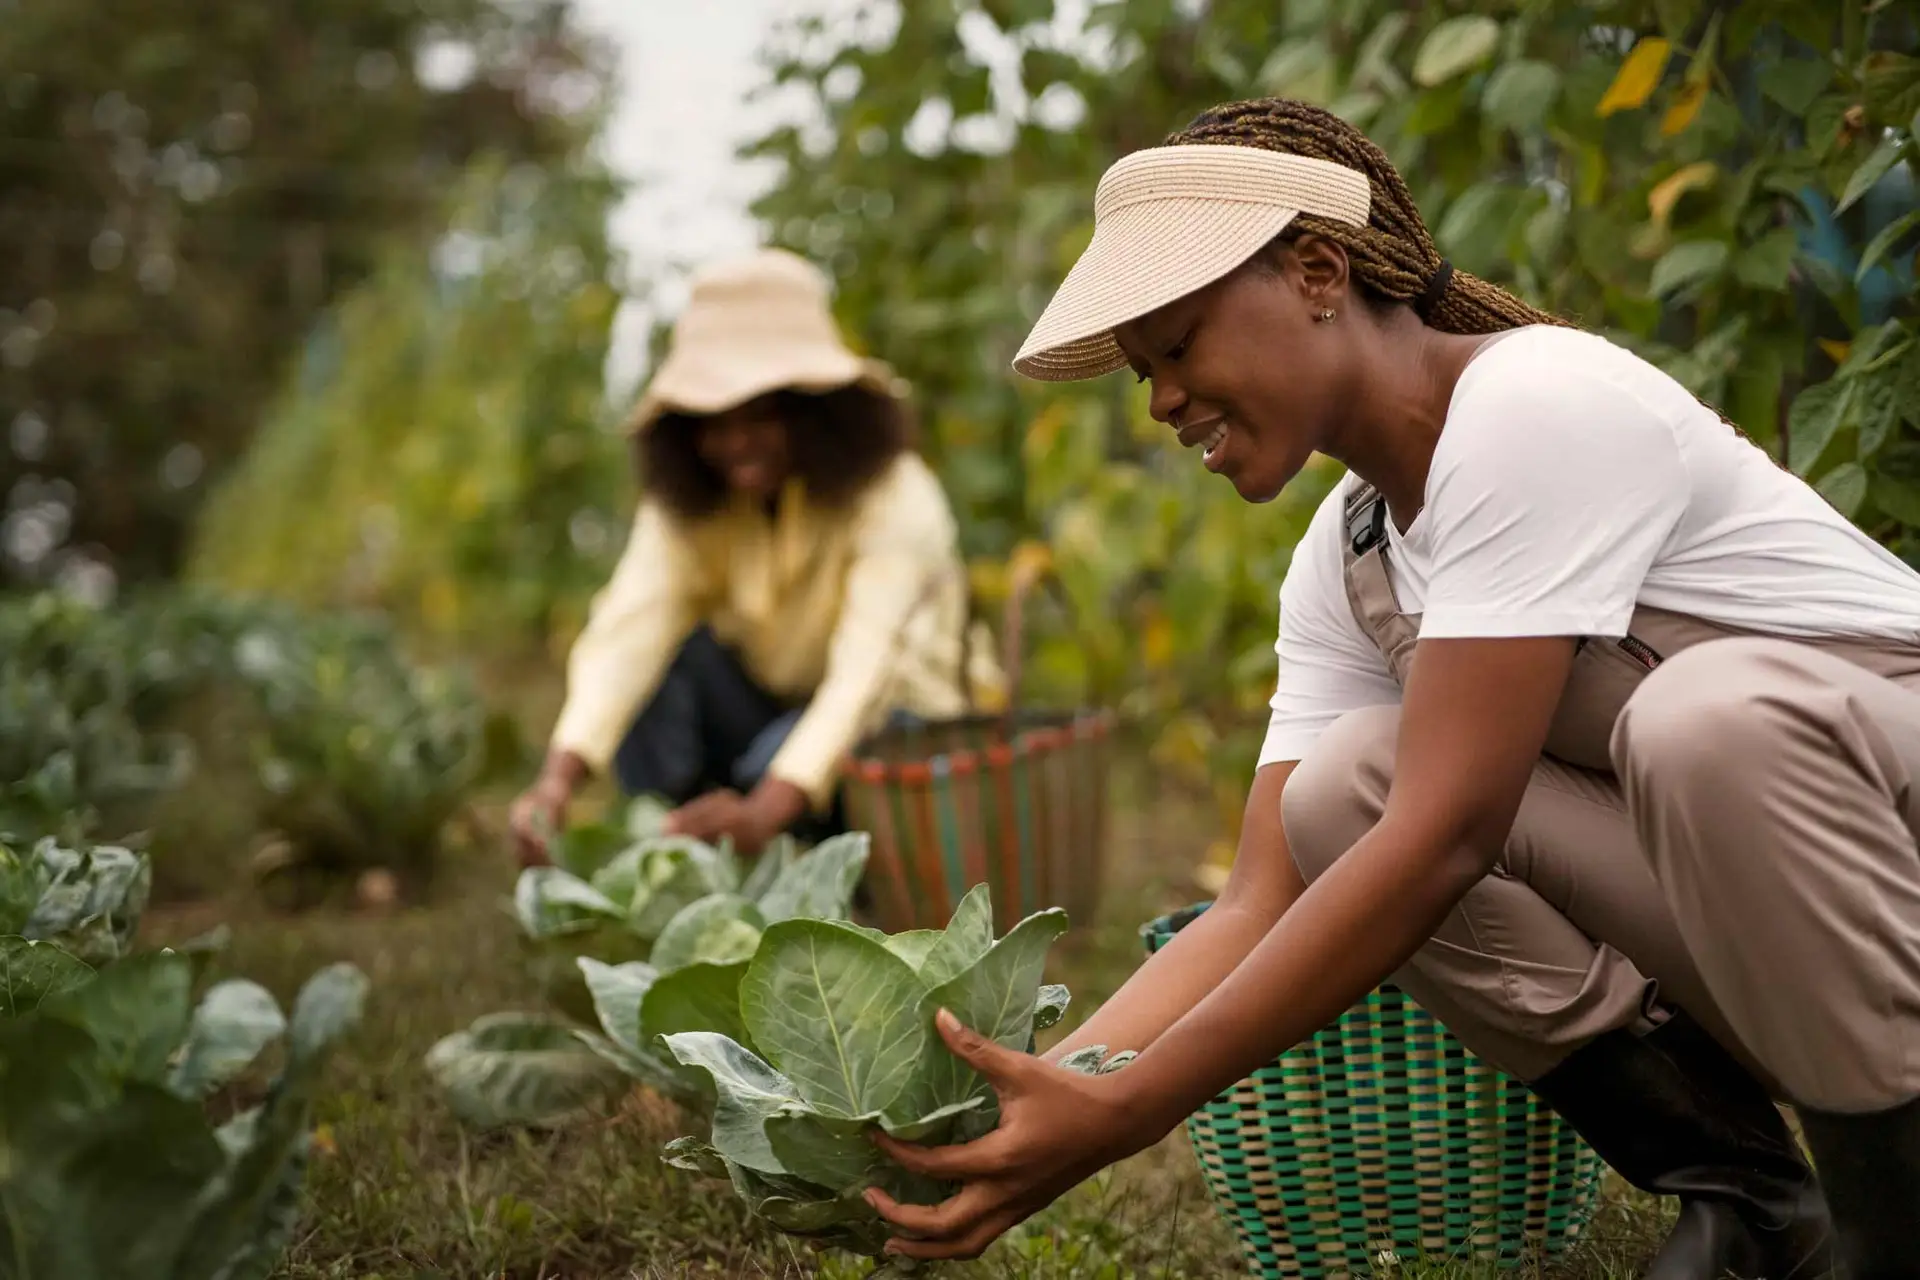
[665,780,807,854]
[865,1010,1158,1262]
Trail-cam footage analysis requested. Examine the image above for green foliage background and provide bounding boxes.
[742,0,1920,838]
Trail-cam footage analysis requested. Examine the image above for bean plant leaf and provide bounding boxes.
[899,907,1070,1125]
[740,834,797,904]
[425,1011,626,1129]
[1789,380,1856,477]
[0,935,94,1018]
[651,894,764,973]
[514,867,621,938]
[740,919,928,1117]
[1839,136,1906,215]
[661,1031,804,1174]
[1481,60,1560,132]
[169,979,287,1099]
[641,960,753,1050]
[1032,983,1070,1033]
[549,821,635,881]
[1857,208,1920,283]
[918,883,993,989]
[1649,240,1730,297]
[755,833,870,924]
[578,957,657,1052]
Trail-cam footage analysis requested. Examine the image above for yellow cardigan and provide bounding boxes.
[551,453,996,809]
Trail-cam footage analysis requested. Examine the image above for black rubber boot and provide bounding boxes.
[1797,1095,1920,1280]
[1527,1012,1833,1279]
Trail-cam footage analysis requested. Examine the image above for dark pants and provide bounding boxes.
[611,627,849,843]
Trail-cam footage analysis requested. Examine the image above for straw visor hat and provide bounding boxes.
[624,248,904,435]
[1012,145,1372,382]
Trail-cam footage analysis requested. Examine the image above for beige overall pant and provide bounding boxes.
[1281,482,1920,1113]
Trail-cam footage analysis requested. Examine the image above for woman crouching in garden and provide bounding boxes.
[511,248,994,863]
[865,99,1920,1279]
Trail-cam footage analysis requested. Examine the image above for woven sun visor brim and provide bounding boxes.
[1011,199,1305,383]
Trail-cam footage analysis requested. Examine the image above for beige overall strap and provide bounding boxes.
[1340,480,1420,679]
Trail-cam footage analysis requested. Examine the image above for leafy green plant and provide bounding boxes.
[427,829,869,1128]
[0,835,151,965]
[0,940,367,1279]
[657,883,1084,1269]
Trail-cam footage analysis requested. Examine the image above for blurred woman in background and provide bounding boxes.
[510,248,995,863]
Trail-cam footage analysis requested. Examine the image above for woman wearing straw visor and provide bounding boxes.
[510,248,995,863]
[867,99,1920,1278]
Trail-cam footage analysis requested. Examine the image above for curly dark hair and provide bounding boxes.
[636,384,917,520]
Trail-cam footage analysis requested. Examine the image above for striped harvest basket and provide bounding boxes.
[1143,903,1606,1278]
[840,709,1114,935]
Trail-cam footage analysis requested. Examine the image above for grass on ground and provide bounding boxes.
[141,773,1667,1279]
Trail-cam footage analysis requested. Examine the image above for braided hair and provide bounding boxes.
[1167,98,1773,451]
[1167,98,1574,336]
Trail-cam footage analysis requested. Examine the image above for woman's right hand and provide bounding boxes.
[509,777,567,867]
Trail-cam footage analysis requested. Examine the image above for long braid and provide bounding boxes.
[1168,99,1572,335]
[1168,98,1769,451]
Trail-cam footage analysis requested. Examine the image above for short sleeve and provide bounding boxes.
[1416,337,1689,640]
[1258,482,1402,767]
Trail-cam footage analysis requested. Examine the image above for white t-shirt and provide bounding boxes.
[1259,325,1920,767]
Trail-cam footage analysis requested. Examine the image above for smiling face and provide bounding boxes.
[695,394,792,502]
[1113,235,1355,504]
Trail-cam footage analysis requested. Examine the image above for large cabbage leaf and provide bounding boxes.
[658,884,1089,1269]
[0,835,152,965]
[424,1011,628,1130]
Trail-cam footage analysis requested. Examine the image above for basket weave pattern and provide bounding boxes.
[1144,906,1605,1278]
[840,710,1114,934]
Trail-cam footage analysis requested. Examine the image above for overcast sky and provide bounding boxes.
[569,0,795,397]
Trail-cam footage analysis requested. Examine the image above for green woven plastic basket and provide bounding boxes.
[1142,903,1605,1278]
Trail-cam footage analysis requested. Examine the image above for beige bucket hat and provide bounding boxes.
[624,247,904,434]
[1012,145,1373,382]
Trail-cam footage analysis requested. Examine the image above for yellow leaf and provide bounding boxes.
[1006,540,1053,595]
[1024,403,1070,456]
[1661,80,1708,135]
[312,1124,337,1157]
[1819,339,1852,365]
[1142,610,1175,672]
[1647,161,1718,226]
[967,558,1009,606]
[1597,37,1672,116]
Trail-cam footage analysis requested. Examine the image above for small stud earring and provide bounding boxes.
[1317,307,1336,323]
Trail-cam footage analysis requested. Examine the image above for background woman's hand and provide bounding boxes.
[508,775,570,867]
[666,778,808,855]
[865,1010,1157,1263]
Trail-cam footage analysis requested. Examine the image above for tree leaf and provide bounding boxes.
[1661,81,1709,135]
[169,979,286,1099]
[641,960,752,1051]
[650,894,764,973]
[1758,59,1833,115]
[1788,380,1857,477]
[1862,52,1920,127]
[660,1030,803,1174]
[754,832,870,924]
[1481,61,1561,132]
[739,919,928,1117]
[1734,228,1799,292]
[425,1012,625,1129]
[1649,239,1730,296]
[918,883,994,989]
[1817,461,1870,518]
[1838,136,1905,215]
[0,936,93,1018]
[1597,37,1673,116]
[1412,16,1501,88]
[1857,208,1920,282]
[1647,161,1718,226]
